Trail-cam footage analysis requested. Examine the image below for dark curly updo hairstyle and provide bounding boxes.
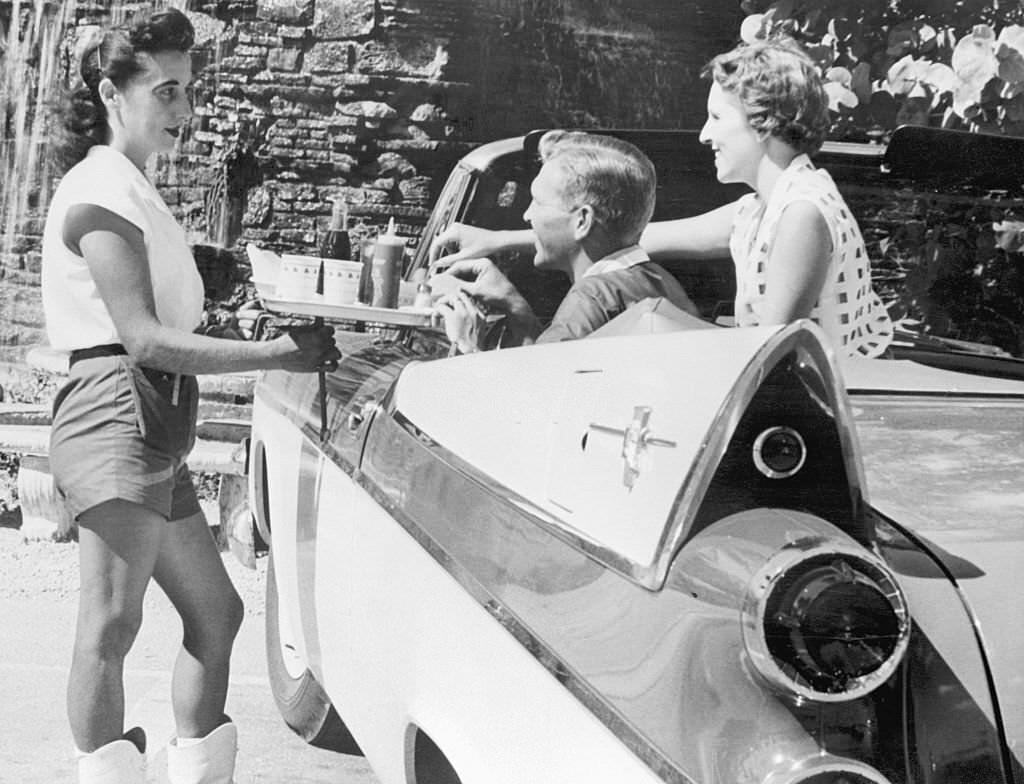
[52,8,194,173]
[702,37,830,156]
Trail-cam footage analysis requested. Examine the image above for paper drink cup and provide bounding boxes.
[279,254,321,300]
[322,258,363,305]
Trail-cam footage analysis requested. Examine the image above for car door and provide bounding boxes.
[255,329,444,681]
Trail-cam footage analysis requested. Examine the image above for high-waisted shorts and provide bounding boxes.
[49,353,201,522]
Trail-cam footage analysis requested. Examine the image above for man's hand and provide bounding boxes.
[429,223,505,270]
[435,258,521,311]
[431,258,541,345]
[433,289,489,354]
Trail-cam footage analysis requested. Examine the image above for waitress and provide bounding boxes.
[42,9,339,784]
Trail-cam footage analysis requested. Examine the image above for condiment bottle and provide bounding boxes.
[413,281,433,309]
[319,199,351,260]
[358,232,376,304]
[370,217,405,309]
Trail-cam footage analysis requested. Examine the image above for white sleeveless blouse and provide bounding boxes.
[42,145,204,352]
[729,155,893,358]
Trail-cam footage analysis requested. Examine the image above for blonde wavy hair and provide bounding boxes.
[703,37,830,156]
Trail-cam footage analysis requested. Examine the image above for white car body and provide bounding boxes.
[244,315,1024,784]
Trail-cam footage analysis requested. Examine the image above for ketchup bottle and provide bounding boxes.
[370,217,405,308]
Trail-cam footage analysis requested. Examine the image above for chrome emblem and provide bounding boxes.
[590,405,677,490]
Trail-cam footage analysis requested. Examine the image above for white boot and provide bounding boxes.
[76,728,146,784]
[167,721,238,784]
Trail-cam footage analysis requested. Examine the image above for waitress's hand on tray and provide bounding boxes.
[273,322,341,372]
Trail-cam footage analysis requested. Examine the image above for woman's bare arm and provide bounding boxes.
[639,201,738,261]
[758,201,832,324]
[67,204,337,375]
[431,200,740,270]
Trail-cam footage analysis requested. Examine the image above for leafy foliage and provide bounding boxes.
[741,0,1024,140]
[856,187,1024,355]
[743,1,1024,357]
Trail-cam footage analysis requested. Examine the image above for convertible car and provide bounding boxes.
[234,127,1024,784]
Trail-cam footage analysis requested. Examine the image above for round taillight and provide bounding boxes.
[742,537,909,703]
[761,754,895,784]
[753,426,806,479]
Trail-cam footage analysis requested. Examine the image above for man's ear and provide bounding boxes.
[573,204,595,240]
[98,78,118,109]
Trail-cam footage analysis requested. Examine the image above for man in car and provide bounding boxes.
[432,130,698,353]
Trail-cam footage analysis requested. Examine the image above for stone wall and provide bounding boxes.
[0,0,742,368]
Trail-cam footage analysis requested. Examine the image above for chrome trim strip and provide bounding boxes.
[820,139,887,158]
[387,409,647,583]
[250,407,697,781]
[849,390,1024,401]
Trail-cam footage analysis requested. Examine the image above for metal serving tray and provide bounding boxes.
[262,295,436,328]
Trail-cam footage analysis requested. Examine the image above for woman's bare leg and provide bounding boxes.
[153,511,244,738]
[68,500,164,752]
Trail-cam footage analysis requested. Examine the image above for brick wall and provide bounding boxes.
[0,0,742,368]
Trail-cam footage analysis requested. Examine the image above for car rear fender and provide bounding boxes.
[388,319,871,590]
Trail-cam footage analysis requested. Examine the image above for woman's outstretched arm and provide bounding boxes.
[68,204,338,375]
[639,201,738,262]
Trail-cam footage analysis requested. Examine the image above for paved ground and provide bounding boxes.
[0,526,379,783]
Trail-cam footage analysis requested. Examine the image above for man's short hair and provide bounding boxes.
[702,37,830,156]
[538,130,656,246]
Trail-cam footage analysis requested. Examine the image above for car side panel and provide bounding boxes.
[310,440,667,784]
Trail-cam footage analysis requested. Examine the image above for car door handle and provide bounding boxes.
[346,397,379,432]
